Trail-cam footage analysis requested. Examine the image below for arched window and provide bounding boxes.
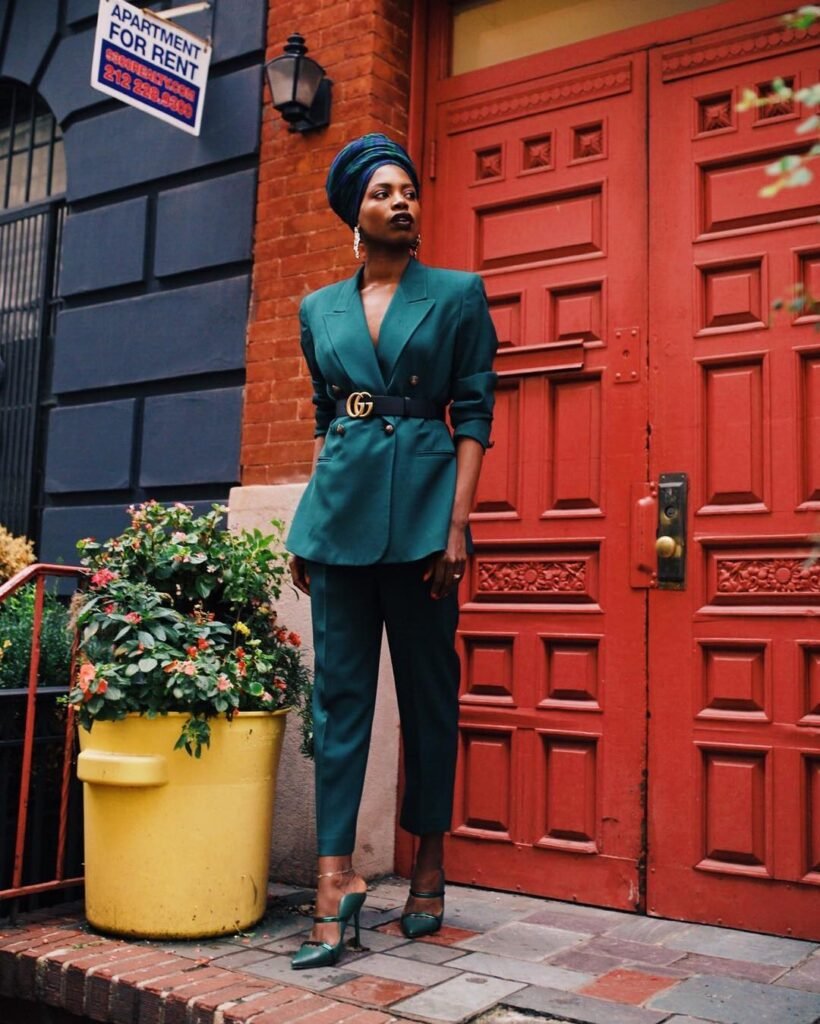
[0,79,65,210]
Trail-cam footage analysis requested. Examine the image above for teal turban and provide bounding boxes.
[326,133,420,229]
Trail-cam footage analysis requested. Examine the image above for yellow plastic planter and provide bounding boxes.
[77,710,288,939]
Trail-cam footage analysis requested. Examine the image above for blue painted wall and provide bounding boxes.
[0,0,265,561]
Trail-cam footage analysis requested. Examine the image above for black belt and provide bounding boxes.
[336,393,444,420]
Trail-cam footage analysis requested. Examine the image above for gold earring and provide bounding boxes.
[411,234,421,258]
[353,226,361,260]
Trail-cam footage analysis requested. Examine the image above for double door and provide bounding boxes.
[414,11,819,938]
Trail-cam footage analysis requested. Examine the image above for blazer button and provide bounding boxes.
[335,424,346,436]
[409,375,419,386]
[384,423,394,435]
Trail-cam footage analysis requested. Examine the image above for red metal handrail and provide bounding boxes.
[0,563,88,904]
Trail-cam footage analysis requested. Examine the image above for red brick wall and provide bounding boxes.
[242,0,415,484]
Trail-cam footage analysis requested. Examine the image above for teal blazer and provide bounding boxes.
[286,259,498,565]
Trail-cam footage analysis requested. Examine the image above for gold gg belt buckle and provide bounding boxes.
[345,391,374,418]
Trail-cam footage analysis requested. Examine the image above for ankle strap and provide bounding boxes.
[409,888,445,899]
[313,913,344,923]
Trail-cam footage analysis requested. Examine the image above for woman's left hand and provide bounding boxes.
[424,524,467,599]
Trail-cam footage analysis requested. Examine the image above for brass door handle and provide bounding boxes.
[655,473,688,588]
[655,535,677,558]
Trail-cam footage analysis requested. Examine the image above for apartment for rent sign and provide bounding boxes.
[91,0,211,135]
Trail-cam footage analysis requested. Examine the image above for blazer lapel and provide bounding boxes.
[321,267,386,392]
[377,260,435,389]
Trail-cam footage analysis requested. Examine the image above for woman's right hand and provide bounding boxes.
[289,556,311,596]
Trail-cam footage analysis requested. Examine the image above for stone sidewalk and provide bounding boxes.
[1,876,818,1024]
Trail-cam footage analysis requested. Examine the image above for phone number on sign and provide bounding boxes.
[103,64,194,120]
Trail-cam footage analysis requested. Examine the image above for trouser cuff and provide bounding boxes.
[317,834,356,857]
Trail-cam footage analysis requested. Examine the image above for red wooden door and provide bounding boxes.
[646,24,820,939]
[426,54,650,910]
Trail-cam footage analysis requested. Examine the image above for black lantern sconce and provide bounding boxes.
[265,33,332,133]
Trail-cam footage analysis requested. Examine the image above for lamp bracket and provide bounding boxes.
[154,1,212,21]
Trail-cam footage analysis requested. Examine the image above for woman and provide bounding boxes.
[287,133,498,970]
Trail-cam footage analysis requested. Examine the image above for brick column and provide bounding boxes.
[234,0,416,884]
[243,0,414,485]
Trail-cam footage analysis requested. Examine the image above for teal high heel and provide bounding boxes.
[291,891,366,970]
[400,872,445,939]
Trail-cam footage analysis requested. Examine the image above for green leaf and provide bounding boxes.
[137,631,155,649]
[789,166,814,187]
[104,685,122,700]
[125,663,140,677]
[83,620,100,642]
[138,657,158,673]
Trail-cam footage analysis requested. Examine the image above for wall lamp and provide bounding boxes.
[265,33,332,133]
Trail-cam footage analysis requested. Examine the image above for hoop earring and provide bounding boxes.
[411,234,421,258]
[353,226,361,261]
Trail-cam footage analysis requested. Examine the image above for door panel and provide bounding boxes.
[647,34,820,938]
[430,55,649,910]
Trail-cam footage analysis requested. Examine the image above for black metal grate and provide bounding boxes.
[0,81,65,539]
[0,202,65,538]
[0,687,84,916]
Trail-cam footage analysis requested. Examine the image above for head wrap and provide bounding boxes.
[325,133,420,229]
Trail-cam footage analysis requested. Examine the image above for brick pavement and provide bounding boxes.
[0,878,817,1024]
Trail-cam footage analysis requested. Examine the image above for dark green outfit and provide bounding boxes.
[287,257,498,855]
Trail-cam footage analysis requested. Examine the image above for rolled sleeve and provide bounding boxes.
[299,302,335,438]
[449,275,498,449]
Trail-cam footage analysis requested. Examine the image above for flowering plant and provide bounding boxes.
[68,502,311,757]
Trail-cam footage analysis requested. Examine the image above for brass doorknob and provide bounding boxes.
[656,535,677,558]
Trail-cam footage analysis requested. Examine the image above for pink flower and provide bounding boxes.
[90,568,117,588]
[288,631,301,647]
[262,691,273,702]
[275,628,288,644]
[96,679,108,695]
[125,612,141,624]
[274,677,287,691]
[78,663,96,686]
[216,676,231,691]
[103,603,116,615]
[180,661,196,676]
[171,531,187,543]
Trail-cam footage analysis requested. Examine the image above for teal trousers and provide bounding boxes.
[308,560,460,856]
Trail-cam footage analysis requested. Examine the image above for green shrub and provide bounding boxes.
[0,585,73,690]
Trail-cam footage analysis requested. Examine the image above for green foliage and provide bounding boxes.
[783,4,820,30]
[0,585,72,689]
[736,5,820,197]
[771,281,818,318]
[69,501,312,758]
